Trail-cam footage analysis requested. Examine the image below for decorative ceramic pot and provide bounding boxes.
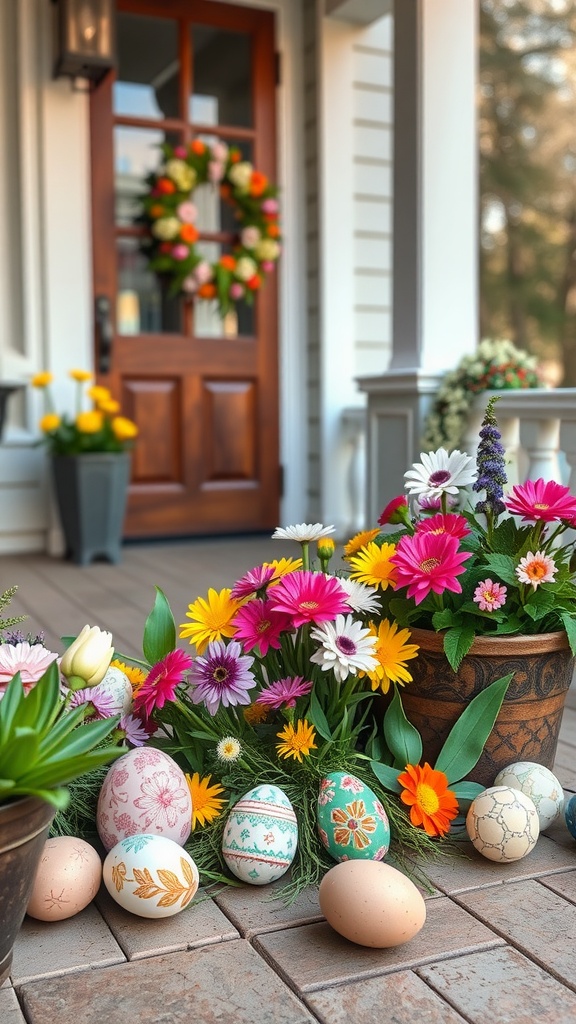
[0,796,55,985]
[51,452,131,565]
[401,629,574,786]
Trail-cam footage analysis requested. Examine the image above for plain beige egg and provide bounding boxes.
[319,860,426,948]
[27,836,102,921]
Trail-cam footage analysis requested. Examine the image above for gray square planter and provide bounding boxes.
[51,452,131,565]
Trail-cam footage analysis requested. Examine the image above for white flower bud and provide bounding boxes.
[60,625,114,690]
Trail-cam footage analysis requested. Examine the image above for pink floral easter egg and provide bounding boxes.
[97,747,192,851]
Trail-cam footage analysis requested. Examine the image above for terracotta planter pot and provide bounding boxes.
[0,796,55,985]
[51,452,131,565]
[401,629,574,786]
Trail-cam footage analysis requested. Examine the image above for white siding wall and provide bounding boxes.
[304,0,322,520]
[352,14,393,378]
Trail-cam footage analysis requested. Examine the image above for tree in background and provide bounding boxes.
[480,0,576,383]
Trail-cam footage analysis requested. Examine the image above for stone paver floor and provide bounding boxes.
[2,542,576,1023]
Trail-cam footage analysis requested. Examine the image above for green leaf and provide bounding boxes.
[434,673,513,783]
[0,671,25,740]
[443,624,476,671]
[561,611,576,656]
[370,760,402,794]
[482,553,519,586]
[451,781,485,813]
[383,688,422,769]
[308,690,333,742]
[432,608,462,631]
[142,587,177,665]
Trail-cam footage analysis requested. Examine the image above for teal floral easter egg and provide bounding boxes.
[222,784,298,885]
[317,772,390,862]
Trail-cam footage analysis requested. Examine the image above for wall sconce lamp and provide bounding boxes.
[52,0,116,85]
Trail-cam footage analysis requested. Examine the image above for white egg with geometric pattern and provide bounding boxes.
[466,786,539,862]
[493,762,564,831]
[222,784,298,885]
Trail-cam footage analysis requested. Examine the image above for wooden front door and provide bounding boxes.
[90,0,280,538]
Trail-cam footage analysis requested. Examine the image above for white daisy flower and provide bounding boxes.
[309,614,378,683]
[216,736,243,762]
[515,551,557,590]
[337,577,381,615]
[404,448,476,500]
[272,523,336,543]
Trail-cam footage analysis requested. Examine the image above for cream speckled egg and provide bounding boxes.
[222,784,297,885]
[97,747,192,851]
[493,761,564,831]
[103,834,198,918]
[319,860,426,948]
[466,785,540,862]
[27,837,102,921]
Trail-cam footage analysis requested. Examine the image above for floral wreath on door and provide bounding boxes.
[140,139,281,319]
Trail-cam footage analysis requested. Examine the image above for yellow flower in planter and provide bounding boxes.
[40,413,61,433]
[112,416,138,441]
[76,411,104,434]
[30,371,138,455]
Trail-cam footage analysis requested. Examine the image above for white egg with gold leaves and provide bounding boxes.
[97,747,192,851]
[103,834,199,918]
[222,784,298,885]
[317,771,390,862]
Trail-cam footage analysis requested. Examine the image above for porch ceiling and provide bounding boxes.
[325,0,392,27]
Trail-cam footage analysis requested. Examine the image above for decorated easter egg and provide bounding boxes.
[565,794,576,839]
[103,834,199,918]
[222,784,298,885]
[92,665,133,716]
[466,785,540,862]
[317,771,390,862]
[27,836,102,921]
[319,860,426,948]
[97,747,192,851]
[494,761,564,831]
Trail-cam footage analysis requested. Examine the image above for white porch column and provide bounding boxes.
[358,0,479,523]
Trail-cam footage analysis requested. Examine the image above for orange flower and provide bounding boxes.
[267,223,281,238]
[398,762,459,837]
[249,171,268,196]
[219,254,236,271]
[246,274,262,291]
[230,149,241,163]
[180,223,199,243]
[198,282,217,299]
[150,204,165,218]
[157,177,176,194]
[190,139,206,155]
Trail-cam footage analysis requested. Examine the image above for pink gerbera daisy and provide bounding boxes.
[416,513,471,540]
[133,648,193,717]
[256,676,313,709]
[516,551,557,590]
[267,570,350,627]
[0,642,59,694]
[473,578,507,612]
[391,532,472,605]
[378,495,409,527]
[231,599,292,656]
[231,564,277,599]
[505,479,576,523]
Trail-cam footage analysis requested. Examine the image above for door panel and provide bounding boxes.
[90,0,279,538]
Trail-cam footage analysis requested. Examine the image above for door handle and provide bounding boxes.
[95,295,113,374]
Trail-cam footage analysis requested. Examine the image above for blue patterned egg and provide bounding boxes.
[565,794,576,840]
[222,784,298,885]
[317,771,390,862]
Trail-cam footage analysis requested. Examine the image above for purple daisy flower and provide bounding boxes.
[188,639,255,716]
[67,686,117,719]
[119,713,150,747]
[256,676,313,710]
[231,564,276,599]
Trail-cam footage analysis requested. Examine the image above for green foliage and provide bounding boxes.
[142,586,176,665]
[0,662,123,809]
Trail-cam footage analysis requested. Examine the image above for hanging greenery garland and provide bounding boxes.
[140,139,281,319]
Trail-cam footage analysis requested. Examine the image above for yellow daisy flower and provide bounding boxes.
[348,541,397,591]
[76,410,104,434]
[185,772,226,829]
[342,528,380,560]
[263,557,303,581]
[69,369,93,382]
[88,385,111,403]
[244,702,268,725]
[98,398,121,415]
[111,658,148,693]
[180,588,241,654]
[40,413,61,433]
[362,619,420,694]
[276,720,317,762]
[31,371,53,388]
[112,416,138,441]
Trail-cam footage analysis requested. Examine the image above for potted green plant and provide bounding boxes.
[0,617,124,985]
[31,369,138,565]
